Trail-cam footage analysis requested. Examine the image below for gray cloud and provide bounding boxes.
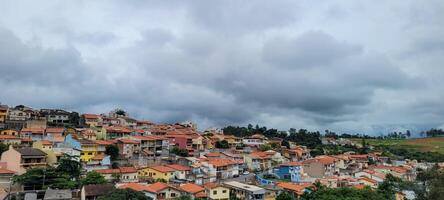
[0,0,442,134]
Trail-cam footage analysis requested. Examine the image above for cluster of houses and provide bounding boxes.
[0,105,432,200]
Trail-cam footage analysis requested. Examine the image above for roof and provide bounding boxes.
[21,128,45,134]
[223,181,265,193]
[145,182,169,193]
[207,158,238,167]
[195,192,207,198]
[352,184,366,190]
[44,189,72,200]
[277,182,313,195]
[91,154,105,161]
[41,140,52,145]
[95,167,137,174]
[0,168,16,174]
[117,138,140,144]
[203,182,224,189]
[359,177,378,184]
[45,128,65,134]
[205,152,221,157]
[132,135,165,141]
[94,140,114,145]
[167,164,191,171]
[118,183,151,192]
[83,184,114,197]
[16,147,47,157]
[249,151,273,159]
[280,161,302,167]
[180,183,205,194]
[83,114,101,119]
[0,135,20,140]
[149,165,176,173]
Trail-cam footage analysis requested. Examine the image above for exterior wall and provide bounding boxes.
[157,188,182,200]
[1,129,18,136]
[26,119,47,129]
[0,149,22,174]
[208,187,230,200]
[303,162,325,178]
[139,168,175,181]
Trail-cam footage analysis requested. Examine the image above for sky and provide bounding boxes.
[0,0,443,134]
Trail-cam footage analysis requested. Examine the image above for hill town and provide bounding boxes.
[0,104,443,200]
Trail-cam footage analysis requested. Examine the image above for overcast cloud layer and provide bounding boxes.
[0,0,443,134]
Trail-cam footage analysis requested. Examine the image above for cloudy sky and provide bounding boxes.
[0,1,443,134]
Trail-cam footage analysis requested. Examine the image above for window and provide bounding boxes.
[171,193,176,197]
[223,190,227,193]
[213,191,217,195]
[88,153,93,155]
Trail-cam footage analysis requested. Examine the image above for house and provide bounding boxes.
[223,181,266,200]
[302,156,339,178]
[0,105,8,125]
[85,154,111,171]
[105,126,133,139]
[244,151,273,171]
[81,184,114,200]
[131,135,169,157]
[0,129,18,136]
[45,128,65,143]
[116,138,140,159]
[167,164,192,180]
[7,109,29,121]
[223,135,242,147]
[120,182,182,200]
[242,134,266,147]
[0,135,22,145]
[273,162,303,182]
[78,139,99,162]
[0,147,47,174]
[82,114,102,127]
[358,176,379,188]
[95,167,138,183]
[20,127,45,141]
[276,182,313,199]
[282,146,310,161]
[202,158,241,180]
[0,168,15,189]
[40,109,72,126]
[43,189,72,200]
[180,183,207,199]
[139,165,176,182]
[204,182,230,200]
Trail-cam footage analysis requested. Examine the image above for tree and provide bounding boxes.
[0,143,8,155]
[175,195,192,200]
[258,144,272,151]
[80,171,107,186]
[276,192,295,200]
[170,146,189,157]
[56,154,81,180]
[106,145,120,160]
[114,109,127,116]
[97,188,152,200]
[215,140,230,149]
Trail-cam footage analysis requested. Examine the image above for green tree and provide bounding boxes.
[56,154,81,180]
[0,143,8,155]
[175,195,192,200]
[80,171,107,186]
[97,188,152,200]
[276,192,295,200]
[106,145,120,160]
[215,140,230,149]
[170,146,189,157]
[259,144,272,151]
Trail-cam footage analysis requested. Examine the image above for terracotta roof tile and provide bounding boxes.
[149,165,176,173]
[145,182,169,193]
[167,164,191,171]
[180,183,205,194]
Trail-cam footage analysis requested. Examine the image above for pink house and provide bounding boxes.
[0,146,47,175]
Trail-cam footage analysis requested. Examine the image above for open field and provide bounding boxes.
[352,137,444,154]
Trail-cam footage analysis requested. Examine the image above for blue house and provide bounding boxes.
[273,162,302,183]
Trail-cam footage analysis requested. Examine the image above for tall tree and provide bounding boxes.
[97,188,152,200]
[106,145,120,160]
[80,171,107,186]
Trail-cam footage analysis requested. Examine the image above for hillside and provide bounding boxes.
[354,137,444,154]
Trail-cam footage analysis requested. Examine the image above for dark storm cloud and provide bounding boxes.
[0,0,442,133]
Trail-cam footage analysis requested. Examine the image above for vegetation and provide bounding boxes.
[301,186,385,200]
[215,140,230,149]
[259,144,272,151]
[175,195,192,200]
[97,188,152,200]
[81,171,107,186]
[0,143,8,155]
[105,145,120,160]
[170,146,189,157]
[276,192,295,200]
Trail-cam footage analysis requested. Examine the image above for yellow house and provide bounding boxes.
[138,165,176,182]
[1,129,18,136]
[32,140,57,166]
[79,139,98,162]
[0,106,8,123]
[204,182,230,200]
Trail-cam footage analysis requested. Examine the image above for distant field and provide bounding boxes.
[352,137,444,154]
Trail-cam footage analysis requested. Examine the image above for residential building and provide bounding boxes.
[202,158,240,180]
[119,182,182,200]
[276,182,313,199]
[81,184,114,200]
[244,151,273,171]
[0,105,8,125]
[0,129,18,136]
[179,183,207,199]
[242,134,266,147]
[43,189,72,200]
[95,167,138,183]
[116,138,140,159]
[78,139,99,162]
[139,165,176,182]
[0,147,47,174]
[302,156,339,178]
[82,114,102,127]
[0,168,15,189]
[131,135,169,157]
[20,127,45,141]
[273,162,303,182]
[223,181,266,200]
[0,135,22,145]
[204,182,230,200]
